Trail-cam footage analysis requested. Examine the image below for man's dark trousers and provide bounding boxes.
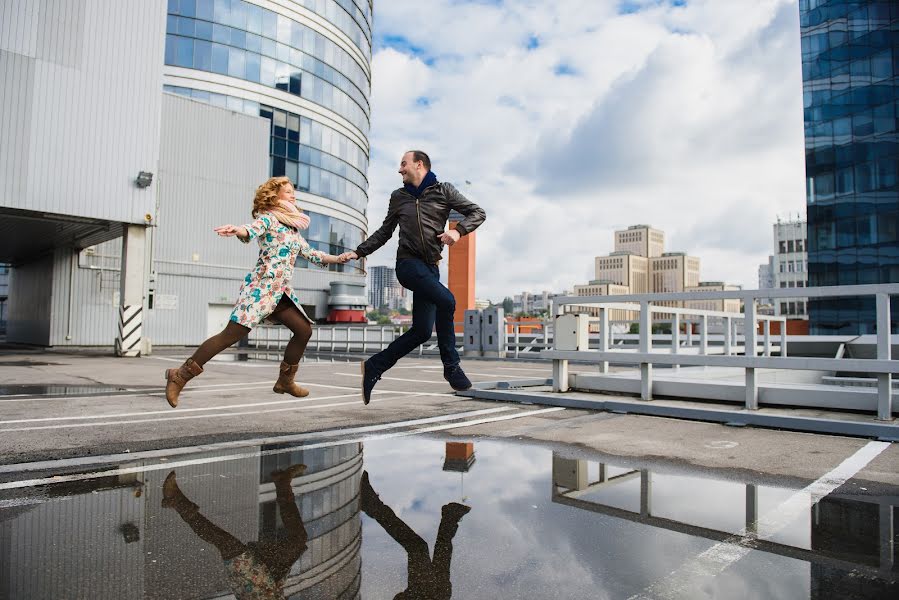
[367,258,459,374]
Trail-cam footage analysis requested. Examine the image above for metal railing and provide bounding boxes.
[545,284,898,421]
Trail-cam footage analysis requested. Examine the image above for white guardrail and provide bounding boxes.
[545,284,898,421]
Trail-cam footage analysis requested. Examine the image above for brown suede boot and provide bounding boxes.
[164,358,203,408]
[273,361,309,397]
[161,471,198,512]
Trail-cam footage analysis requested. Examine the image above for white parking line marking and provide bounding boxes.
[0,405,513,475]
[0,407,565,490]
[627,440,892,600]
[0,388,448,425]
[0,390,451,433]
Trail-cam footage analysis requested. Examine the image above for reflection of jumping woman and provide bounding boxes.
[164,176,343,408]
[162,464,309,600]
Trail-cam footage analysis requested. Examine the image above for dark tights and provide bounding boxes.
[191,295,313,366]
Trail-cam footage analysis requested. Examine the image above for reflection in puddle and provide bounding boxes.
[0,437,895,599]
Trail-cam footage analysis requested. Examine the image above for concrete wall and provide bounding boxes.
[0,0,166,224]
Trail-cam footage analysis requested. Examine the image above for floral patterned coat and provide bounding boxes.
[229,213,325,328]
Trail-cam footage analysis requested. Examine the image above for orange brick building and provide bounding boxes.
[448,220,476,330]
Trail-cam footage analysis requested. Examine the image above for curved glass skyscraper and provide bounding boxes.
[163,0,371,275]
[800,1,899,333]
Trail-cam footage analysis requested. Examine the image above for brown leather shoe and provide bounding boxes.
[164,358,203,408]
[273,361,309,397]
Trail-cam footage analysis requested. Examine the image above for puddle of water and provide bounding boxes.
[0,437,895,599]
[0,384,157,397]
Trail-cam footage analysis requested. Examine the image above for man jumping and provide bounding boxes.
[340,150,486,404]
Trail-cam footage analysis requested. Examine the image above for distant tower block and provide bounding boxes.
[448,213,476,332]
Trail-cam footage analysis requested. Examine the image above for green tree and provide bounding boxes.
[502,297,514,313]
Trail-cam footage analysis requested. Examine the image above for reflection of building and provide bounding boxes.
[801,1,899,334]
[0,443,363,599]
[550,453,896,594]
[0,264,8,334]
[262,442,363,598]
[443,442,476,472]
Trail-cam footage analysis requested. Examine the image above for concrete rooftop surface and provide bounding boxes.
[0,349,897,599]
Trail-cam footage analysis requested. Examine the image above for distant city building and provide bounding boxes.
[801,1,898,333]
[614,224,665,258]
[368,266,403,310]
[513,290,568,314]
[772,218,808,319]
[474,298,491,309]
[758,257,775,290]
[573,281,635,322]
[595,252,649,294]
[685,282,742,314]
[649,252,701,310]
[757,256,776,315]
[574,224,736,313]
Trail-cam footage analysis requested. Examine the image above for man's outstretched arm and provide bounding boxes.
[340,197,399,262]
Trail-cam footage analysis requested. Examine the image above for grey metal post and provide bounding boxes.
[640,470,652,517]
[543,319,549,351]
[672,313,680,371]
[876,293,892,421]
[330,327,335,352]
[700,315,708,355]
[361,327,367,353]
[514,323,520,359]
[599,307,609,374]
[746,484,758,536]
[640,301,652,401]
[745,298,758,410]
[686,319,693,348]
[724,316,732,356]
[780,319,788,357]
[763,319,771,357]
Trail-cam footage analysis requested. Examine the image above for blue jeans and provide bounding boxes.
[367,258,459,374]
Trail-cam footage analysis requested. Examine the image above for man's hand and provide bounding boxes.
[338,251,358,263]
[437,229,461,246]
[214,225,248,238]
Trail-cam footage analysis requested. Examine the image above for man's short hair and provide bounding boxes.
[407,150,431,171]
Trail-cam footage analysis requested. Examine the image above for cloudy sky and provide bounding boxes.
[363,0,806,301]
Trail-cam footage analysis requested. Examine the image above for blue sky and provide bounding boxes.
[364,0,805,300]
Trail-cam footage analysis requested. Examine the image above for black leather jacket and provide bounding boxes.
[355,182,486,264]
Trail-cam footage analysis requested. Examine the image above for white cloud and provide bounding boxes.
[364,0,805,300]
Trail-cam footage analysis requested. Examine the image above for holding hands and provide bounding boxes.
[337,251,358,264]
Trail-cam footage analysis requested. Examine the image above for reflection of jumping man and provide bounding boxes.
[360,471,471,600]
[161,464,309,600]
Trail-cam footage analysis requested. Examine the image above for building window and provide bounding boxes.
[787,240,795,253]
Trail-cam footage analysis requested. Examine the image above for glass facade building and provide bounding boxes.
[800,1,899,333]
[163,0,371,275]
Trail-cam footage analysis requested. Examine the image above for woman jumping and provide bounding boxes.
[164,176,344,408]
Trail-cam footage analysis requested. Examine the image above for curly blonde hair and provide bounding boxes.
[252,176,292,217]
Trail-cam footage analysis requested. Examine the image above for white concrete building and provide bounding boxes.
[614,224,665,258]
[772,218,808,319]
[0,0,372,349]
